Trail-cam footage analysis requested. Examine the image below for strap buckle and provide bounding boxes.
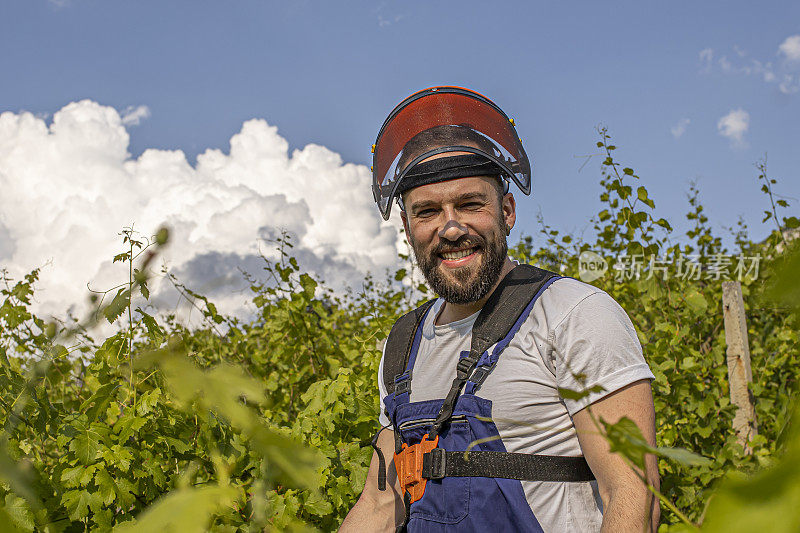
[469,366,490,387]
[456,356,475,377]
[394,434,439,503]
[393,371,412,395]
[422,447,447,480]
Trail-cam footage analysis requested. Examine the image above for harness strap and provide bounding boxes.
[429,265,558,438]
[422,449,596,482]
[384,299,437,396]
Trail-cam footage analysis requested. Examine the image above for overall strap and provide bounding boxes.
[465,273,561,395]
[383,299,437,396]
[429,265,558,439]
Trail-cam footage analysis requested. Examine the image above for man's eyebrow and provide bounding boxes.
[455,191,490,202]
[409,191,490,213]
[409,199,437,213]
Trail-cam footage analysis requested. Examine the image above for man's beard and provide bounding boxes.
[410,224,508,305]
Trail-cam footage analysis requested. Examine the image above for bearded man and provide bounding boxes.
[341,87,659,532]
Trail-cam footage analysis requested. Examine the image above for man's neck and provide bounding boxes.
[434,257,516,326]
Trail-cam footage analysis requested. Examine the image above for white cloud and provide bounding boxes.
[779,35,800,62]
[0,100,404,323]
[671,117,690,138]
[120,105,151,126]
[699,35,800,94]
[717,108,750,148]
[699,48,714,72]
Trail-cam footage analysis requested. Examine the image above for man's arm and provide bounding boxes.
[572,379,660,533]
[339,429,405,532]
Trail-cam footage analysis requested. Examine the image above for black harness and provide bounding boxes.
[373,265,595,493]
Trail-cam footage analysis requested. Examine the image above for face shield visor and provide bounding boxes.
[372,87,531,220]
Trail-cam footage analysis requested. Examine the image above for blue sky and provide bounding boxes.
[1,0,798,315]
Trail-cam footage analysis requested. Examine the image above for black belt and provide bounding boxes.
[421,449,595,482]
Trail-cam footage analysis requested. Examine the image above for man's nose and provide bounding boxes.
[438,214,468,242]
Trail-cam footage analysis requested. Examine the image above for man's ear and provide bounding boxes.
[401,211,411,243]
[502,192,516,232]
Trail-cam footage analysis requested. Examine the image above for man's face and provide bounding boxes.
[401,175,515,305]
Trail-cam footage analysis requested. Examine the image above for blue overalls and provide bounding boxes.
[382,277,559,532]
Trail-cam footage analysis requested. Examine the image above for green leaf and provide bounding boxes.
[62,489,102,521]
[60,464,97,488]
[69,424,105,465]
[94,469,118,506]
[103,288,130,324]
[137,308,163,344]
[558,384,605,401]
[684,289,708,315]
[299,273,317,298]
[115,414,147,442]
[3,494,35,533]
[637,186,655,208]
[155,226,169,245]
[0,448,42,513]
[703,405,800,532]
[303,489,333,516]
[603,417,711,472]
[80,382,117,423]
[140,279,150,299]
[112,486,239,533]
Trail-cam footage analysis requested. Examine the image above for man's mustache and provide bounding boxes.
[432,235,485,255]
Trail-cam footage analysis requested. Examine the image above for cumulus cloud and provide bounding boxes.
[120,105,151,126]
[671,117,690,139]
[717,108,749,148]
[779,35,800,62]
[700,35,800,94]
[0,100,404,323]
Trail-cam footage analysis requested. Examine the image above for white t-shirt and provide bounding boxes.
[378,277,654,533]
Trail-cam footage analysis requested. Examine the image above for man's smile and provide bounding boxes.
[439,246,480,267]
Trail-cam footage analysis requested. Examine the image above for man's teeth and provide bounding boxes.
[441,249,474,260]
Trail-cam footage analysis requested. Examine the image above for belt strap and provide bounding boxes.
[421,449,595,482]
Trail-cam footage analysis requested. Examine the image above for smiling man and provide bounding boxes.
[341,87,659,532]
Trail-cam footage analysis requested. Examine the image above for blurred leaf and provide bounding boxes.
[703,406,800,533]
[765,243,800,311]
[602,417,710,472]
[558,384,605,401]
[1,494,34,533]
[112,486,239,533]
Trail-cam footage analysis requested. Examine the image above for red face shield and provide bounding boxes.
[372,87,531,220]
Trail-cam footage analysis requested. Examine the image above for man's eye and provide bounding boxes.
[461,202,483,210]
[415,209,436,218]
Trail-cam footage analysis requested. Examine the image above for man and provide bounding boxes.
[341,87,659,532]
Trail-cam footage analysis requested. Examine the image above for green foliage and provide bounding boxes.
[0,132,797,531]
[511,128,799,529]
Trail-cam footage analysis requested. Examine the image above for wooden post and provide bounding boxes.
[721,281,757,452]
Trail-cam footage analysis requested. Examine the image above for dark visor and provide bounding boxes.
[372,87,531,219]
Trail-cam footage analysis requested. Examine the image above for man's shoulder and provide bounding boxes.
[540,275,604,310]
[536,275,630,331]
